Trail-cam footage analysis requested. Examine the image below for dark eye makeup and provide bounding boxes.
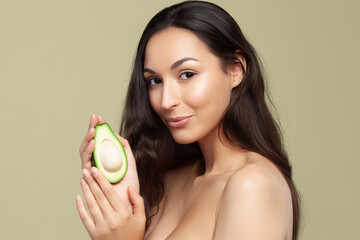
[144,71,196,87]
[180,72,196,80]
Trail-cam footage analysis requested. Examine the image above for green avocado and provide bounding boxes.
[91,123,127,183]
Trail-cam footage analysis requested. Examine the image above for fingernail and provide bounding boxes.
[76,194,81,201]
[80,178,86,185]
[82,169,89,177]
[91,167,97,176]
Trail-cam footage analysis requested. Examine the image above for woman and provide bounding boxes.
[77,1,301,239]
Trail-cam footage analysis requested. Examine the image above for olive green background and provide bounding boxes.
[1,0,359,239]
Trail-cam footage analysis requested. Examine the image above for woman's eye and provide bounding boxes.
[180,72,195,80]
[147,77,162,86]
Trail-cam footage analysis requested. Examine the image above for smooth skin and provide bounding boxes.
[77,27,293,239]
[77,114,145,240]
[143,28,293,240]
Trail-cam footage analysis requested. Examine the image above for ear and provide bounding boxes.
[228,50,246,89]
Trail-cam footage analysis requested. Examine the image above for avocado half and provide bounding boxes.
[92,123,127,183]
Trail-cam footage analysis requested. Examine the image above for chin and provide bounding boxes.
[169,131,198,145]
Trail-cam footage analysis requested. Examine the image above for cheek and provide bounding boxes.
[184,72,232,110]
[148,89,162,115]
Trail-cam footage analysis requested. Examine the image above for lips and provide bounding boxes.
[166,116,193,128]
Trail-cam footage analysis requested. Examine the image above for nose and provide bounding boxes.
[161,79,179,110]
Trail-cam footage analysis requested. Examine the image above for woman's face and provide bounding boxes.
[143,27,241,144]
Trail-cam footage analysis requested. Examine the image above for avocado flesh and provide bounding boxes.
[92,123,127,183]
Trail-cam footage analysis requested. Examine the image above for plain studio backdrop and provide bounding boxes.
[0,0,359,239]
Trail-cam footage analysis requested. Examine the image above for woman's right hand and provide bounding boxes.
[79,113,140,210]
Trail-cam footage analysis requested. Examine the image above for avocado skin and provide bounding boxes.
[91,123,128,183]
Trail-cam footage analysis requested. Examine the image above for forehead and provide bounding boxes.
[144,27,215,69]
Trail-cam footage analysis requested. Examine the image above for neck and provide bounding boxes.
[197,126,248,175]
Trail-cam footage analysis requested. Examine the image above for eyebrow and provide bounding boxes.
[143,57,199,74]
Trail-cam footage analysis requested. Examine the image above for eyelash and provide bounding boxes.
[145,71,196,86]
[146,77,161,86]
[180,72,195,80]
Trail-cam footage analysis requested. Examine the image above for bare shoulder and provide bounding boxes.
[214,153,293,240]
[223,154,292,215]
[227,153,291,198]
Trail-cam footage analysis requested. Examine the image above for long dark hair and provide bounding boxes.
[120,1,301,239]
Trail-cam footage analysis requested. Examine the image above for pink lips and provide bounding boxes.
[166,116,193,128]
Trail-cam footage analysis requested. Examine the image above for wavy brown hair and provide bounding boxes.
[120,1,301,239]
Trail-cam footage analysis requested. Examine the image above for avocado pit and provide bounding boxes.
[100,139,123,172]
[92,122,128,183]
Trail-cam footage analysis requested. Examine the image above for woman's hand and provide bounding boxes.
[79,113,140,209]
[76,167,146,240]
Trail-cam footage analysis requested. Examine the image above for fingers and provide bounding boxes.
[98,115,105,124]
[82,169,115,219]
[80,176,104,224]
[128,186,145,219]
[90,113,105,128]
[79,127,94,154]
[81,139,95,169]
[115,134,130,149]
[79,113,105,169]
[90,167,128,214]
[76,194,96,236]
[79,128,95,159]
[89,113,98,129]
[80,113,103,154]
[77,165,145,238]
[115,134,136,164]
[84,127,96,143]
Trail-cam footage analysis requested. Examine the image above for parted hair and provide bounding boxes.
[120,1,300,239]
